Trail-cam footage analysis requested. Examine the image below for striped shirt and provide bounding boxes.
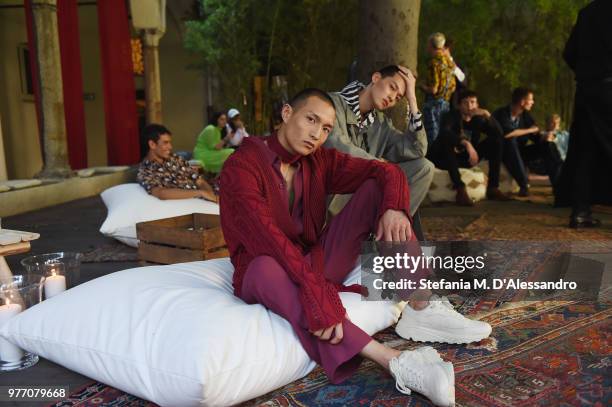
[338,81,424,133]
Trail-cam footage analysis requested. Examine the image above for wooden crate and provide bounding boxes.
[136,213,229,264]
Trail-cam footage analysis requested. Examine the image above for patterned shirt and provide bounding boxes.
[137,154,199,193]
[338,80,424,147]
[427,50,456,101]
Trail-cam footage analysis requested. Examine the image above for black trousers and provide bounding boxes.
[428,116,503,189]
[502,137,529,189]
[520,141,563,185]
[567,82,612,213]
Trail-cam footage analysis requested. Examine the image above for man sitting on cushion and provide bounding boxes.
[137,124,217,202]
[219,88,491,406]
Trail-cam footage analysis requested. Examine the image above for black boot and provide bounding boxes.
[569,210,602,229]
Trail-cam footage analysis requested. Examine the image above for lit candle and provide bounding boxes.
[44,270,66,299]
[0,300,24,362]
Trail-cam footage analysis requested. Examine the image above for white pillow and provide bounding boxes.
[428,167,486,203]
[99,184,219,247]
[0,179,43,190]
[0,259,403,406]
[476,161,520,194]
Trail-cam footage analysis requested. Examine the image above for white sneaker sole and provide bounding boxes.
[443,362,456,407]
[396,323,492,344]
[426,362,456,407]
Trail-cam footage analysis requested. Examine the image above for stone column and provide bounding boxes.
[129,0,166,125]
[31,0,71,178]
[143,30,164,124]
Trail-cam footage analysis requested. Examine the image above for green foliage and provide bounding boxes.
[184,0,261,125]
[184,0,587,130]
[184,0,359,132]
[419,0,589,125]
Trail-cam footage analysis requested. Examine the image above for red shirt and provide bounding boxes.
[219,134,411,331]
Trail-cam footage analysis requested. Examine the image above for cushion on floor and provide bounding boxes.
[476,161,520,194]
[99,183,219,247]
[0,179,43,190]
[428,167,487,203]
[429,161,520,203]
[0,259,404,406]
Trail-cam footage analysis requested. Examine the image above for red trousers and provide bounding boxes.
[240,179,426,383]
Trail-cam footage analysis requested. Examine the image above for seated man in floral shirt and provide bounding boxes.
[137,124,217,202]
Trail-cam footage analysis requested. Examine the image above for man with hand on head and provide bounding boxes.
[325,65,434,217]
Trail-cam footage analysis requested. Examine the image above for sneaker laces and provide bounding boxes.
[429,294,455,312]
[390,353,425,395]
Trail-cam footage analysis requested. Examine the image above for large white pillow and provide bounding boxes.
[99,183,220,247]
[0,259,403,406]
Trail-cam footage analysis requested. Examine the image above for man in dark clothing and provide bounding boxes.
[492,89,536,196]
[428,90,510,206]
[556,0,612,228]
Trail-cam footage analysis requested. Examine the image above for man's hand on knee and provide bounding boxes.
[376,209,413,242]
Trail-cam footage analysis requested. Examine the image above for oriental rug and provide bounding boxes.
[49,297,610,407]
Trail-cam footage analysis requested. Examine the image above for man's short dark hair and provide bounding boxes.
[142,124,171,145]
[288,88,335,112]
[377,65,402,79]
[458,89,478,103]
[511,87,533,105]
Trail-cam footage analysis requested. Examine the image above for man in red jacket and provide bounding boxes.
[220,89,487,405]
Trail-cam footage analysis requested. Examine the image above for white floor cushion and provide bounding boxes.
[0,259,403,406]
[428,167,486,203]
[0,179,43,190]
[476,161,519,194]
[99,183,219,247]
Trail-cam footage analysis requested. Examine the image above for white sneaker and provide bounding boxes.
[396,295,492,344]
[389,348,455,406]
[411,345,444,363]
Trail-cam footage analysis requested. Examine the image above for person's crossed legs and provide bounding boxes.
[240,179,489,405]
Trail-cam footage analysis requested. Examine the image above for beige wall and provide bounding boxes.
[0,1,205,179]
[158,13,206,154]
[82,2,207,161]
[77,3,107,167]
[0,5,43,179]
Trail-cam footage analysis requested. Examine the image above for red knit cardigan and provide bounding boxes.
[219,135,411,331]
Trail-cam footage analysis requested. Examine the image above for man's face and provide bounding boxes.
[280,96,335,156]
[521,93,535,111]
[370,72,407,111]
[149,133,172,160]
[459,96,479,115]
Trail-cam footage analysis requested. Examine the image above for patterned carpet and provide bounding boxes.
[51,383,156,406]
[422,213,612,241]
[245,299,610,406]
[51,299,610,406]
[80,243,138,263]
[48,200,611,406]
